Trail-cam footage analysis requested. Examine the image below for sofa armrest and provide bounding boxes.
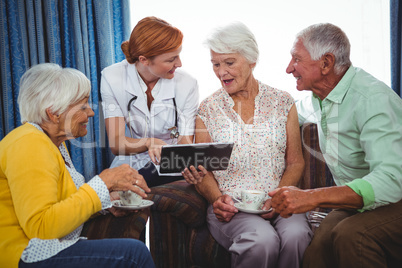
[149,180,208,228]
[299,123,335,229]
[299,123,335,190]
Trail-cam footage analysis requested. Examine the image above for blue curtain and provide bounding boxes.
[391,0,402,97]
[0,0,131,180]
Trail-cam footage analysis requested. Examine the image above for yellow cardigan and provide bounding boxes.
[0,123,102,268]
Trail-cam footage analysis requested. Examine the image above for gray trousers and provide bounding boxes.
[206,205,313,268]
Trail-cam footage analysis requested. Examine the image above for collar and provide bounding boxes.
[28,122,43,132]
[324,65,355,104]
[28,122,66,151]
[126,63,175,101]
[157,78,175,101]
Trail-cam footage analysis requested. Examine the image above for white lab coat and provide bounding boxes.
[101,60,199,170]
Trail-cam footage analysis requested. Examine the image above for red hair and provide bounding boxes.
[121,17,183,64]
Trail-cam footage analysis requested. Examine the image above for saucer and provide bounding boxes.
[112,200,154,210]
[234,203,273,214]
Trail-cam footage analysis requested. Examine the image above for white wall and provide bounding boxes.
[130,0,390,101]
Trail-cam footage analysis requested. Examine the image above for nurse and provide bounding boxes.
[101,16,204,187]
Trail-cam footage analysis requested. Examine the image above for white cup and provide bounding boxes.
[241,189,266,210]
[118,187,143,206]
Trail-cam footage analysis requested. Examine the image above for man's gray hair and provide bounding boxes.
[18,63,91,124]
[205,21,259,65]
[296,23,351,74]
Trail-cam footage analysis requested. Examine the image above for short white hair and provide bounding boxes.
[18,63,91,124]
[296,23,351,75]
[205,21,259,64]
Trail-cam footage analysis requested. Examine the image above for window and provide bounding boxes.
[131,0,390,101]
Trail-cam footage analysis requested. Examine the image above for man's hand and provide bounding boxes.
[269,186,316,218]
[269,185,364,218]
[260,198,279,220]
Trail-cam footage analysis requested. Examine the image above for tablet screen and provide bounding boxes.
[159,142,234,174]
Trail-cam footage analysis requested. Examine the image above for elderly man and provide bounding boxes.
[269,23,402,267]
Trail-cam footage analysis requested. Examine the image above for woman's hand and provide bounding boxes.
[99,164,150,198]
[107,191,137,217]
[182,165,208,184]
[213,194,238,222]
[145,138,167,164]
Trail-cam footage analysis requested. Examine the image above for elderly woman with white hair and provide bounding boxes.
[0,63,155,268]
[184,22,313,267]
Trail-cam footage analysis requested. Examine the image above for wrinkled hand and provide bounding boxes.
[260,198,279,220]
[182,165,208,184]
[99,164,150,198]
[213,194,238,222]
[269,186,316,218]
[107,191,137,217]
[146,138,167,164]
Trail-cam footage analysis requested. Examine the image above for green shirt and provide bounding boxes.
[296,66,402,210]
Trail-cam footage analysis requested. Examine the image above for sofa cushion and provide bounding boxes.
[149,180,230,268]
[81,209,149,241]
[149,180,208,228]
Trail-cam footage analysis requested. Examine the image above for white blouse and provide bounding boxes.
[198,82,294,197]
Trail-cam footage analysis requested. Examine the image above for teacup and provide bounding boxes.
[241,189,266,210]
[118,187,143,206]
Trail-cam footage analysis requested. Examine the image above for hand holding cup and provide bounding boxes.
[118,186,144,206]
[98,164,150,198]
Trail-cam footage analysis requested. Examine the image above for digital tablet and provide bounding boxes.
[159,142,234,174]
